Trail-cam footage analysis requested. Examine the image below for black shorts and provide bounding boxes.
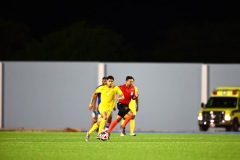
[117,102,130,118]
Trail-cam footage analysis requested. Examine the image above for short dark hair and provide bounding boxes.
[107,75,114,80]
[102,77,107,80]
[126,76,134,81]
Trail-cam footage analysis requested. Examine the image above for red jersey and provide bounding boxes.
[118,84,136,105]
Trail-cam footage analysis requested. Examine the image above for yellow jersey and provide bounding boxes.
[96,85,122,109]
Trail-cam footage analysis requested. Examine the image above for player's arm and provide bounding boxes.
[117,93,124,101]
[132,91,139,100]
[112,95,116,111]
[135,97,139,112]
[116,86,124,101]
[92,94,97,106]
[88,92,98,110]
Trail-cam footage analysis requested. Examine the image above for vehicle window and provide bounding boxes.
[205,97,237,108]
[238,98,240,108]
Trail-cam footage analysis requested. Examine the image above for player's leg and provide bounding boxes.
[91,111,98,127]
[121,115,126,126]
[121,110,135,135]
[87,106,105,141]
[107,115,122,134]
[98,104,109,134]
[105,112,112,131]
[91,105,98,126]
[85,131,90,142]
[88,118,100,134]
[122,110,135,127]
[96,104,107,134]
[91,116,97,127]
[130,119,136,136]
[86,117,101,141]
[107,103,126,134]
[120,115,127,136]
[98,112,107,134]
[129,107,137,136]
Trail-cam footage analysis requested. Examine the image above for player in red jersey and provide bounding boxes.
[107,76,139,136]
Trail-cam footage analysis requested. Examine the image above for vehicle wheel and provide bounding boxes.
[199,126,208,131]
[231,119,239,132]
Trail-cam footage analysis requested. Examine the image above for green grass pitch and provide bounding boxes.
[1,131,240,160]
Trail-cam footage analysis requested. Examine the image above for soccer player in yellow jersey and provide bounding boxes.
[90,77,107,128]
[86,75,124,142]
[121,86,139,136]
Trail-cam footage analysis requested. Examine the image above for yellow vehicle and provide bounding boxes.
[198,86,240,132]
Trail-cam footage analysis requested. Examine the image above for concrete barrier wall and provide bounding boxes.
[2,62,240,131]
[105,63,201,131]
[208,64,240,95]
[3,62,99,129]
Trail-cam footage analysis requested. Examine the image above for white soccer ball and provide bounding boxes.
[100,132,109,141]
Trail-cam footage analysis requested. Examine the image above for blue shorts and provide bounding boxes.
[92,110,100,118]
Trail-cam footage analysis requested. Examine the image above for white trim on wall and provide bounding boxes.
[201,64,208,104]
[98,63,105,85]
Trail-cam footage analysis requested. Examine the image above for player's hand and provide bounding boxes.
[113,106,116,111]
[117,95,124,100]
[132,92,139,100]
[88,104,93,110]
[135,92,139,98]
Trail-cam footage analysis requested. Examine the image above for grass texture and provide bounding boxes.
[0,131,240,160]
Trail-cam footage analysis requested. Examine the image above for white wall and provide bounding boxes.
[3,62,239,131]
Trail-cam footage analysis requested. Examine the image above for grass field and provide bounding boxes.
[1,131,240,160]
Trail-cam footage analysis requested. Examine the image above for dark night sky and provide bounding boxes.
[1,0,240,62]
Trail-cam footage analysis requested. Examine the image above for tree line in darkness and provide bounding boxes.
[1,18,240,63]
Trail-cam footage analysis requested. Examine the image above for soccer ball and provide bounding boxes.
[100,131,109,141]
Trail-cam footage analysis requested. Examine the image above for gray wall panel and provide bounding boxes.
[105,63,202,131]
[208,64,240,95]
[4,62,99,128]
[5,62,238,131]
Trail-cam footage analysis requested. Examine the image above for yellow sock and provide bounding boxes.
[121,115,127,126]
[130,119,135,134]
[121,119,125,126]
[98,119,106,134]
[88,123,99,134]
